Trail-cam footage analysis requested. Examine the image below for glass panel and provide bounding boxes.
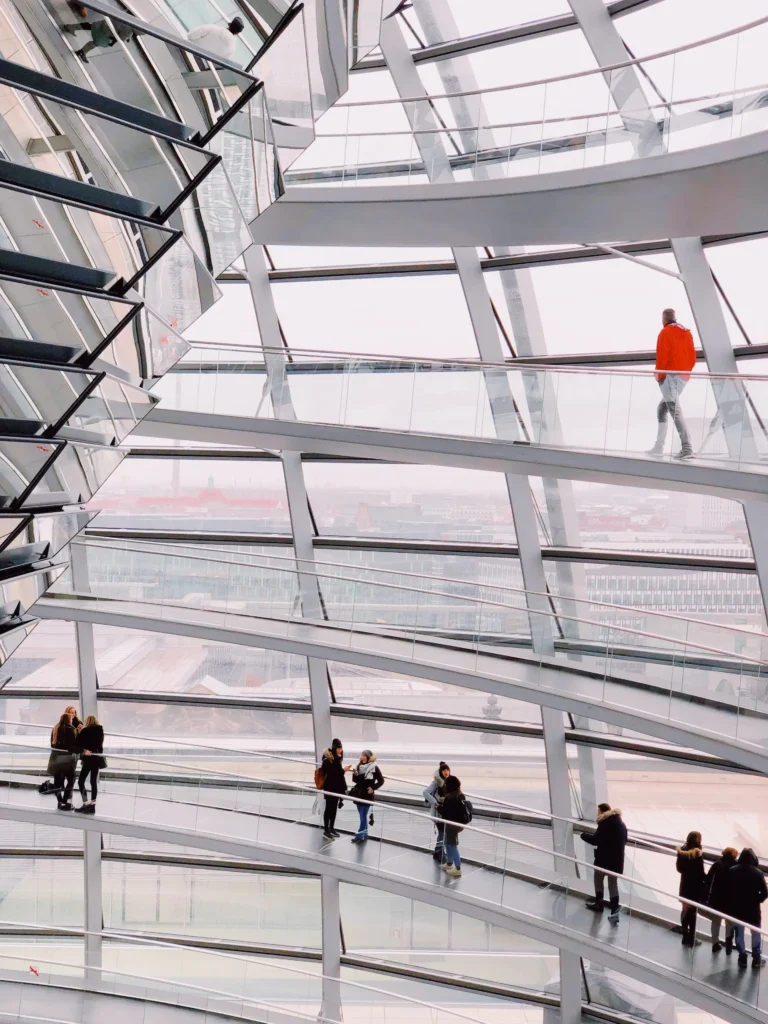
[90,459,292,533]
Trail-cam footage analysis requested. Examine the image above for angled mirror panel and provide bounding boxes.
[63,376,159,446]
[0,563,68,618]
[0,616,38,667]
[0,361,99,435]
[0,182,179,297]
[0,280,141,374]
[24,443,125,509]
[1,508,94,559]
[0,437,62,509]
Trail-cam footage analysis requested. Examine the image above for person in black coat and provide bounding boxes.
[582,803,627,921]
[677,830,706,946]
[48,712,78,810]
[75,715,105,815]
[439,775,471,879]
[728,847,768,968]
[319,739,350,839]
[706,847,738,952]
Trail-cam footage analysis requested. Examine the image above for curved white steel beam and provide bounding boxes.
[136,408,768,505]
[35,594,768,775]
[249,129,768,246]
[0,791,765,1024]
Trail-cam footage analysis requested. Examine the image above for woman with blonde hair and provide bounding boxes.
[75,715,105,814]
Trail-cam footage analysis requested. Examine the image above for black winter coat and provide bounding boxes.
[706,853,738,913]
[50,724,78,753]
[728,861,768,926]
[676,846,706,901]
[581,808,627,874]
[320,749,347,795]
[440,791,470,845]
[77,725,104,756]
[350,761,384,801]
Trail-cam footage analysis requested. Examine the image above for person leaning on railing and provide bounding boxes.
[582,803,627,923]
[187,17,244,60]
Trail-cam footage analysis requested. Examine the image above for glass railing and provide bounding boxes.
[78,534,768,667]
[165,345,768,471]
[2,741,767,1014]
[289,15,768,184]
[0,920,499,1024]
[150,0,268,69]
[0,718,693,899]
[51,540,768,753]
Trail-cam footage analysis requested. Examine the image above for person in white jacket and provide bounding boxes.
[423,761,450,861]
[187,17,244,61]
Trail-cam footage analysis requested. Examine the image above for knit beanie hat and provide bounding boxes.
[361,749,373,759]
[331,738,342,751]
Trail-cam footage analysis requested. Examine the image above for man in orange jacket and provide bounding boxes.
[647,308,696,460]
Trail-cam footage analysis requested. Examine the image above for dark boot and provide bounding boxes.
[585,899,604,912]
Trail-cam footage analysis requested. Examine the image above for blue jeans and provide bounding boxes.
[355,802,369,839]
[444,842,461,869]
[735,925,762,958]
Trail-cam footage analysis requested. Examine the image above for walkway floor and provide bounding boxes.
[2,785,767,1024]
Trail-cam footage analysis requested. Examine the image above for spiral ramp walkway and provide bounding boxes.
[31,583,768,774]
[0,753,767,1024]
[138,402,768,505]
[4,5,768,1024]
[248,129,768,248]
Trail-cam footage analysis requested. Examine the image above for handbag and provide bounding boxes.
[47,749,76,776]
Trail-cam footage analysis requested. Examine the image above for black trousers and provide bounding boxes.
[79,761,100,800]
[681,904,698,940]
[53,766,75,804]
[323,796,341,831]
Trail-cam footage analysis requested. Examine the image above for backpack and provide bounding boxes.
[314,765,326,790]
[457,798,473,825]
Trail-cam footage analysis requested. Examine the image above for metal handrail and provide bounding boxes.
[0,718,677,858]
[316,83,768,136]
[183,341,768,382]
[0,919,520,1024]
[0,949,326,1024]
[2,739,766,946]
[332,14,768,108]
[74,535,768,660]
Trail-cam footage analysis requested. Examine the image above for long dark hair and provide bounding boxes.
[685,831,702,849]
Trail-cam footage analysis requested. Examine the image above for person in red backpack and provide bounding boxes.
[647,308,696,460]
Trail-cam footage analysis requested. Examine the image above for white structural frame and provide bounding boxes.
[70,542,102,984]
[242,242,342,1022]
[377,24,577,928]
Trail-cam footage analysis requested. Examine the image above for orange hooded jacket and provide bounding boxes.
[655,322,696,382]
